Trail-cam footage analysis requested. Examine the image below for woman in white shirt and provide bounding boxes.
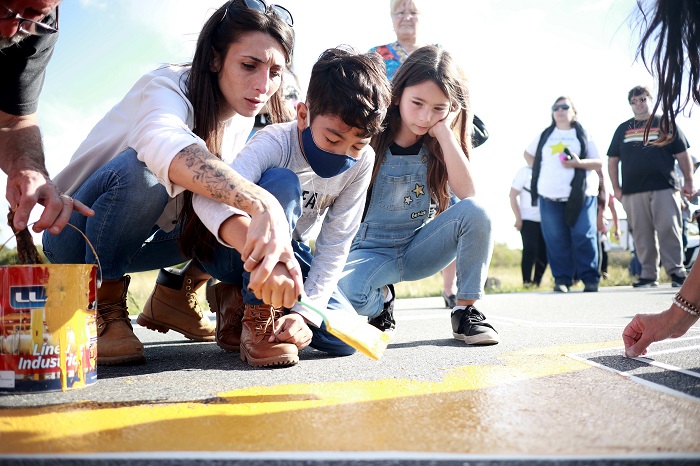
[524,96,603,293]
[42,0,302,365]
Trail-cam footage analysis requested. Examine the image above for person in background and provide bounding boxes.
[509,165,548,288]
[370,0,426,81]
[338,45,499,346]
[370,0,489,308]
[623,0,700,358]
[597,191,620,279]
[677,154,699,261]
[525,96,603,293]
[249,67,300,138]
[607,85,693,289]
[41,0,302,365]
[0,0,93,235]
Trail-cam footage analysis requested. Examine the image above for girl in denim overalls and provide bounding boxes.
[337,45,499,345]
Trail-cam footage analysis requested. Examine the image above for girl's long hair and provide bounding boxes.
[636,0,700,145]
[178,0,294,261]
[370,45,472,215]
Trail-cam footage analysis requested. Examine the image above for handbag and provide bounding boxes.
[472,114,489,148]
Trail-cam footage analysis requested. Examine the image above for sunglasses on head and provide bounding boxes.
[0,3,58,36]
[552,104,571,111]
[222,0,293,27]
[629,97,647,105]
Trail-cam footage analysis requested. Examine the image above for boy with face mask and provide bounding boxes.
[189,47,391,368]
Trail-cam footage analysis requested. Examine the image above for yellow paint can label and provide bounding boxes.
[0,264,97,392]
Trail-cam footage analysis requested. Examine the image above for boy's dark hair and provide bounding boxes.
[306,47,391,137]
[628,85,651,103]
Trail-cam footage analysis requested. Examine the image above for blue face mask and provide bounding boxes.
[301,126,358,178]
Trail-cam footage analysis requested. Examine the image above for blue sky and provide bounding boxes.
[2,0,698,249]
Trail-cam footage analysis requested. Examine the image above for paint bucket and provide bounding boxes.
[0,228,98,392]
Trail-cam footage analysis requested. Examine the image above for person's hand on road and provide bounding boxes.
[271,312,312,350]
[623,306,698,358]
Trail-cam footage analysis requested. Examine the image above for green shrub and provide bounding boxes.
[0,246,21,265]
[490,242,522,268]
[0,245,48,265]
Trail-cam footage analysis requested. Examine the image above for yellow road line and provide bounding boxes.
[1,341,624,454]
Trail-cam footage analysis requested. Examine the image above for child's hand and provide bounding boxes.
[270,313,313,349]
[428,111,458,139]
[249,261,300,310]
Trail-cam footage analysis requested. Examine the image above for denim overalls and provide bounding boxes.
[338,146,494,319]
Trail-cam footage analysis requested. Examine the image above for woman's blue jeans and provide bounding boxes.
[538,195,600,286]
[42,149,186,278]
[339,198,493,320]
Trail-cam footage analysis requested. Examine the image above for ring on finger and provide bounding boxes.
[249,256,261,263]
[284,259,296,271]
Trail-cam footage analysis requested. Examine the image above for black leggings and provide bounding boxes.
[521,220,548,285]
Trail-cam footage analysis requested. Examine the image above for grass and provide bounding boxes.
[0,243,672,314]
[393,251,638,298]
[123,245,651,314]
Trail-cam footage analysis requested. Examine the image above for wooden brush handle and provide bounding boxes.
[6,210,44,265]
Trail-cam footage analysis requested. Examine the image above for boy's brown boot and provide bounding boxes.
[96,276,145,365]
[137,267,215,341]
[240,304,298,367]
[206,282,245,352]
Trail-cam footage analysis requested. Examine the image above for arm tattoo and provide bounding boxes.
[175,144,268,213]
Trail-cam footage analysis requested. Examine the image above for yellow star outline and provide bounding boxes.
[550,141,567,155]
[404,196,413,205]
[412,183,425,197]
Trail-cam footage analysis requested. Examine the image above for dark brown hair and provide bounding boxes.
[306,47,391,137]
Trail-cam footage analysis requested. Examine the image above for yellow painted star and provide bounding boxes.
[550,141,567,155]
[412,183,425,197]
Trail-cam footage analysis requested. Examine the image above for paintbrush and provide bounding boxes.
[297,299,390,360]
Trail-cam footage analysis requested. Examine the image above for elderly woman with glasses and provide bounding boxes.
[524,96,604,293]
[369,0,427,81]
[42,0,304,366]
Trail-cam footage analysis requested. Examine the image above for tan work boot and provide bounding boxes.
[206,282,244,352]
[240,304,298,367]
[96,276,145,365]
[137,267,215,341]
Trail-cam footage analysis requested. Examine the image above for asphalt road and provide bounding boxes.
[1,284,699,465]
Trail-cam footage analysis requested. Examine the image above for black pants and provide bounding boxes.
[521,220,548,285]
[598,232,609,275]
